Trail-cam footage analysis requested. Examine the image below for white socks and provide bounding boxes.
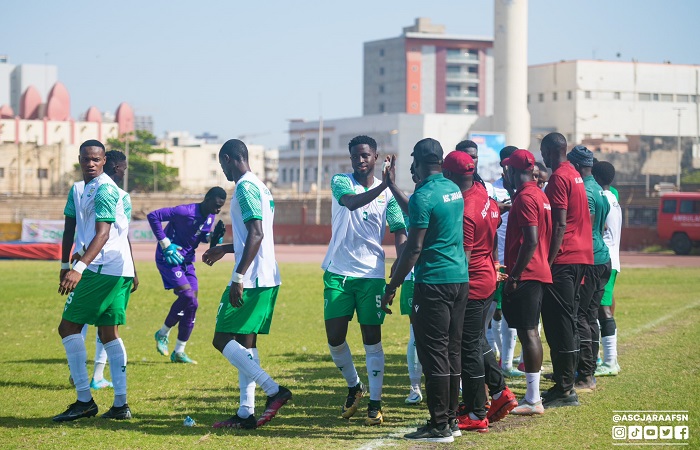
[158,324,171,337]
[602,331,618,366]
[222,340,279,397]
[500,316,517,369]
[104,338,127,407]
[485,302,500,357]
[329,341,360,387]
[237,348,256,419]
[93,335,108,380]
[93,362,106,381]
[94,336,107,364]
[175,340,187,353]
[491,318,503,357]
[407,325,422,387]
[63,334,91,402]
[525,372,541,404]
[365,342,384,402]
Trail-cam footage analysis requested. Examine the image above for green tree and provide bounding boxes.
[106,130,179,193]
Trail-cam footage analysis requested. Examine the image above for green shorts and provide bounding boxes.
[215,285,279,335]
[400,279,415,316]
[62,270,133,326]
[600,269,618,307]
[323,271,386,325]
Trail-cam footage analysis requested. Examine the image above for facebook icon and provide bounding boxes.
[674,426,689,440]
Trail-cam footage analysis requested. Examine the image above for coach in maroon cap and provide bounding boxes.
[443,151,518,430]
[501,149,553,415]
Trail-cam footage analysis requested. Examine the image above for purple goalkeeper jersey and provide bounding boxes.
[147,203,216,263]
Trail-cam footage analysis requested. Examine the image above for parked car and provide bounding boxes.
[657,192,700,255]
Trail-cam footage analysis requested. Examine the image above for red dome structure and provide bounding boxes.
[19,86,42,119]
[0,104,13,118]
[115,102,134,136]
[85,106,102,123]
[45,82,71,121]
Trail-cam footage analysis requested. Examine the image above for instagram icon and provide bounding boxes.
[612,426,627,440]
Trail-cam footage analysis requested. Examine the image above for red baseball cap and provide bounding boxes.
[443,151,475,175]
[502,149,535,171]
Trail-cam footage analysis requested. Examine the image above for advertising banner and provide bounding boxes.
[20,219,156,243]
[21,219,64,243]
[468,132,507,183]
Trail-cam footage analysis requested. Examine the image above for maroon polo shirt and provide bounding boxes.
[544,161,594,265]
[505,181,553,283]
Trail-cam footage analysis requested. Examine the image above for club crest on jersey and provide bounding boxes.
[376,193,386,205]
[175,271,183,278]
[87,186,96,198]
[194,222,205,238]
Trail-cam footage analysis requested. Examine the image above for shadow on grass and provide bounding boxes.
[0,380,66,390]
[0,352,430,439]
[9,358,67,365]
[0,410,412,440]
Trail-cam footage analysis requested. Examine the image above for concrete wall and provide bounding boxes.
[279,113,477,193]
[0,194,336,226]
[420,45,437,113]
[0,142,74,195]
[364,37,406,115]
[0,63,13,108]
[529,60,700,144]
[0,191,670,250]
[0,118,119,146]
[156,143,267,194]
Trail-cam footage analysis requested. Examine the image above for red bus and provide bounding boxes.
[657,192,700,255]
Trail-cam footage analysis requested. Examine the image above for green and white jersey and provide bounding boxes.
[64,173,134,277]
[230,171,280,288]
[602,189,621,272]
[119,187,132,222]
[322,173,406,279]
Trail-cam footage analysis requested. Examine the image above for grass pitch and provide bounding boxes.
[0,260,698,449]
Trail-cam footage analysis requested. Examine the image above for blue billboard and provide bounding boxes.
[468,132,507,183]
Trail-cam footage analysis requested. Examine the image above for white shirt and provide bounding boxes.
[492,177,511,263]
[64,173,134,277]
[322,174,406,279]
[229,171,281,288]
[602,190,622,272]
[484,180,495,199]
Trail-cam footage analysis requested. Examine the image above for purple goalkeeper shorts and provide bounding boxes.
[156,261,199,291]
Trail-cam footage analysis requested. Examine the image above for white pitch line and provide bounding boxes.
[355,426,415,450]
[620,298,700,338]
[354,299,700,450]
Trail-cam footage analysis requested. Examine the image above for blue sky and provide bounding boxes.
[2,0,698,147]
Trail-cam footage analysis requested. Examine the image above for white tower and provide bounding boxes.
[493,0,531,148]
